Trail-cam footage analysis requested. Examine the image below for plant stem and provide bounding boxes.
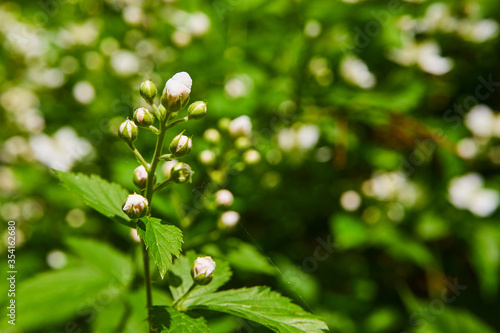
[141,240,153,332]
[142,106,169,332]
[172,282,197,309]
[165,116,188,130]
[127,143,149,169]
[154,179,173,192]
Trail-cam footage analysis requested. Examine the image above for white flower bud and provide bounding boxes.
[161,71,192,112]
[229,115,252,137]
[118,119,138,143]
[169,132,192,157]
[215,189,234,207]
[133,165,148,189]
[191,256,216,285]
[203,128,220,144]
[220,210,239,227]
[199,150,216,165]
[122,193,148,219]
[243,149,261,165]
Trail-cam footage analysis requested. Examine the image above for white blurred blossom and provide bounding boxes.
[220,211,240,227]
[225,74,253,98]
[465,104,495,138]
[362,171,418,207]
[340,56,376,89]
[448,173,499,216]
[215,190,234,207]
[29,127,95,171]
[389,40,453,75]
[111,50,140,76]
[73,81,96,104]
[277,124,320,152]
[229,116,252,137]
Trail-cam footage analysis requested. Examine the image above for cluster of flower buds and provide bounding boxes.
[118,72,209,221]
[191,256,216,285]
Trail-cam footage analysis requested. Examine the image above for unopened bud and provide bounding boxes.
[191,256,216,285]
[215,189,234,207]
[118,119,138,143]
[169,162,194,184]
[161,72,192,112]
[133,107,155,127]
[229,115,252,137]
[203,128,220,144]
[199,150,216,165]
[169,131,192,157]
[140,80,157,104]
[187,101,207,120]
[133,165,148,189]
[219,211,240,228]
[243,149,261,165]
[122,193,148,219]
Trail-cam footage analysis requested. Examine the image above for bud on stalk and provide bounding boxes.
[169,162,194,184]
[133,107,155,127]
[140,80,157,104]
[187,101,207,120]
[191,256,216,285]
[160,72,192,112]
[133,165,148,189]
[118,119,138,143]
[169,131,192,157]
[122,193,149,219]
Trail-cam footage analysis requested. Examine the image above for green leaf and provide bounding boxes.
[151,307,210,332]
[54,170,134,228]
[65,237,133,285]
[137,217,183,279]
[168,251,232,305]
[469,224,500,297]
[188,287,329,333]
[0,238,134,331]
[225,238,276,275]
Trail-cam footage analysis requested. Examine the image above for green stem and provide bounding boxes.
[142,105,169,333]
[154,179,173,192]
[141,240,153,333]
[165,117,188,130]
[127,143,149,169]
[172,282,197,309]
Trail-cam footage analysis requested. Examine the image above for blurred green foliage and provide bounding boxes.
[1,0,500,331]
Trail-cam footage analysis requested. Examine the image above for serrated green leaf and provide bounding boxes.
[54,170,135,228]
[137,217,183,279]
[0,238,134,331]
[168,251,232,305]
[151,307,210,332]
[65,237,133,285]
[188,286,329,333]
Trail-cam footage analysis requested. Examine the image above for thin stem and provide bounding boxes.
[165,117,188,131]
[172,282,197,309]
[154,179,173,192]
[141,105,169,332]
[127,143,149,169]
[141,240,153,333]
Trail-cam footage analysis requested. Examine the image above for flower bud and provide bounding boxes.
[229,115,252,138]
[122,193,148,219]
[169,162,194,184]
[161,72,192,112]
[203,128,220,144]
[133,165,148,189]
[199,150,216,165]
[191,256,216,285]
[169,131,192,157]
[219,211,240,228]
[118,119,138,143]
[243,149,261,165]
[215,189,234,207]
[133,107,155,127]
[140,80,157,104]
[187,101,207,120]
